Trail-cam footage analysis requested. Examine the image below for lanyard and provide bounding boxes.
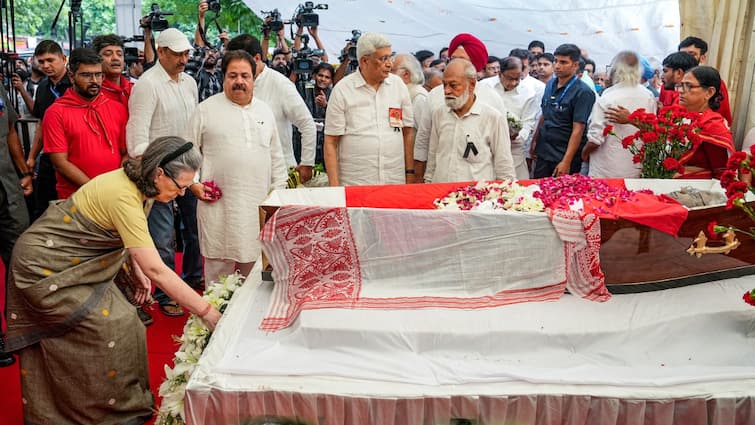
[547,75,577,107]
[49,84,61,99]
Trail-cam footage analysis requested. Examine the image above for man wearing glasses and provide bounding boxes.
[127,28,201,318]
[324,32,415,186]
[43,47,127,200]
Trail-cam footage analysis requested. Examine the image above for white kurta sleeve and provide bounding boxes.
[516,94,540,147]
[126,79,157,157]
[282,82,317,166]
[424,109,441,183]
[491,112,516,181]
[269,119,289,191]
[189,103,206,183]
[414,86,441,162]
[586,97,608,146]
[324,83,346,136]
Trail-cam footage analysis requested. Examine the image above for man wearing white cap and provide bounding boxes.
[126,28,201,317]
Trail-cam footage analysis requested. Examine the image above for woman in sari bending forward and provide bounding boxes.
[5,136,222,424]
[677,65,735,179]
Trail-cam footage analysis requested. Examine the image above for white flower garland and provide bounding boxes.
[155,272,246,425]
[434,180,545,213]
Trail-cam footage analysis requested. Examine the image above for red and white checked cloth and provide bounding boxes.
[259,206,609,332]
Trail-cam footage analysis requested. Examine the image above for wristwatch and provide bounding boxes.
[405,169,415,174]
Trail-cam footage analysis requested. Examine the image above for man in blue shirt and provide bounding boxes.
[530,43,596,178]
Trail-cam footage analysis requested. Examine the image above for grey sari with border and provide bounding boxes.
[6,197,154,425]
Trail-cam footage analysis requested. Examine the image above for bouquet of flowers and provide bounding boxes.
[707,148,755,306]
[506,112,522,138]
[617,104,703,178]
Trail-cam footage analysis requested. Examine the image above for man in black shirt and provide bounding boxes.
[27,40,72,220]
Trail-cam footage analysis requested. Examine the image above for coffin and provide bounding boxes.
[259,178,755,294]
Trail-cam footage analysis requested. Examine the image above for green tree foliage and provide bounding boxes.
[13,0,262,44]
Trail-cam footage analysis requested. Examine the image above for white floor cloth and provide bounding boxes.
[190,264,755,398]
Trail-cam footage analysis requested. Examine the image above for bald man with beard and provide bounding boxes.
[425,59,514,183]
[414,33,509,182]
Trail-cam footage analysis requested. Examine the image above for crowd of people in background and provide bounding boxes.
[0,1,751,423]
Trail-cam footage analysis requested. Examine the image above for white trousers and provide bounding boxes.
[203,258,255,288]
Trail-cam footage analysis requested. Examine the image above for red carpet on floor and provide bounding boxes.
[0,255,192,425]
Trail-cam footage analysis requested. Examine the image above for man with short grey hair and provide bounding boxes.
[425,59,515,183]
[392,53,428,157]
[324,32,415,186]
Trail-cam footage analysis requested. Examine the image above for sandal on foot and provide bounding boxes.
[158,302,184,317]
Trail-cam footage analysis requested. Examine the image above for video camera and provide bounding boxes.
[294,2,328,28]
[142,3,173,32]
[119,36,145,65]
[346,29,361,61]
[291,34,325,75]
[260,9,285,33]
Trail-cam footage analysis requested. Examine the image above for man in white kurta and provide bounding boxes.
[491,57,540,180]
[583,51,657,178]
[190,51,287,284]
[414,34,508,182]
[324,32,415,186]
[425,59,515,183]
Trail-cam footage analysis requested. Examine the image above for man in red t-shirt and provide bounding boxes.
[43,47,127,199]
[91,34,133,108]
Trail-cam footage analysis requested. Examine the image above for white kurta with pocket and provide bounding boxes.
[325,71,414,186]
[425,100,515,183]
[191,94,288,263]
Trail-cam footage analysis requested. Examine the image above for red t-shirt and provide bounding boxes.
[43,89,128,199]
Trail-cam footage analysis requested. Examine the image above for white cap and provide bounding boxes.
[157,28,192,53]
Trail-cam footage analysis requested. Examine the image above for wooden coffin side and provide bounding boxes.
[600,201,755,289]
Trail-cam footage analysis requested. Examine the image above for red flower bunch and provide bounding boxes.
[619,105,702,178]
[202,180,223,202]
[708,147,754,306]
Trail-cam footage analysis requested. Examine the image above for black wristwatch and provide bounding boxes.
[405,169,415,174]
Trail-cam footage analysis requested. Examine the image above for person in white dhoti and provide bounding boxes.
[190,50,288,285]
[490,57,540,180]
[582,51,657,178]
[425,59,515,183]
[324,32,415,186]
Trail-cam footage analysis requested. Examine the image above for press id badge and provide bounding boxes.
[389,108,403,128]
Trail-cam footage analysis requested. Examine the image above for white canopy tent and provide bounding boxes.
[240,0,681,71]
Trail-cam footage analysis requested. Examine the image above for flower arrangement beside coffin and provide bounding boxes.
[707,148,755,306]
[616,105,703,178]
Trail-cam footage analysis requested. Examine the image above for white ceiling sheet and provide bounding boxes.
[242,0,681,70]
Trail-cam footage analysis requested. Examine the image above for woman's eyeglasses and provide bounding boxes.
[674,82,704,92]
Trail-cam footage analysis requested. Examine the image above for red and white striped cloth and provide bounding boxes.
[259,203,610,332]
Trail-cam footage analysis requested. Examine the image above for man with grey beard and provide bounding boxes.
[425,59,514,183]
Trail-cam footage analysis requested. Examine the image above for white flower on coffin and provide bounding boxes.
[155,272,246,425]
[435,180,545,213]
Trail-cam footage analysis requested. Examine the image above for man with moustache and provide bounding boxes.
[425,59,514,183]
[127,28,202,316]
[43,48,127,200]
[91,34,133,107]
[190,50,287,284]
[324,32,415,186]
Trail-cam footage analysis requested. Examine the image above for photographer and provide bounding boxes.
[194,0,227,102]
[293,62,333,166]
[334,30,361,84]
[293,24,328,66]
[261,16,291,68]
